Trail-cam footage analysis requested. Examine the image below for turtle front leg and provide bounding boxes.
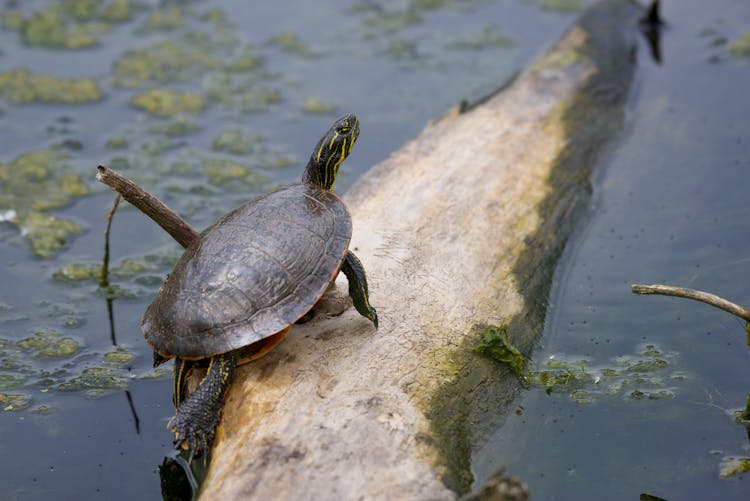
[168,351,237,462]
[173,357,197,407]
[341,251,378,328]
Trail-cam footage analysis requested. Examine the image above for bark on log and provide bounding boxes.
[198,1,645,498]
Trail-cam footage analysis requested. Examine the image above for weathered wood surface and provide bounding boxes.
[198,1,644,498]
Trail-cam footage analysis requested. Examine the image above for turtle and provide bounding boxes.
[142,114,378,460]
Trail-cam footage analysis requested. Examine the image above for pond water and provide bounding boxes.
[0,0,748,499]
[473,0,750,499]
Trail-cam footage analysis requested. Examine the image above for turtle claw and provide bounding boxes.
[168,409,217,463]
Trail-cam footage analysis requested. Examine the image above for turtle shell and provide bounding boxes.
[142,183,351,360]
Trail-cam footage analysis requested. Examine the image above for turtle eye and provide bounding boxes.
[337,123,350,134]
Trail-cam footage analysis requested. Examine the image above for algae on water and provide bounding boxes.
[447,26,515,50]
[719,456,750,479]
[0,69,102,104]
[212,130,264,156]
[57,367,127,396]
[302,97,336,114]
[529,344,679,403]
[17,0,135,48]
[0,392,31,411]
[201,158,269,189]
[17,329,81,358]
[267,33,320,58]
[129,89,205,118]
[113,42,223,88]
[0,151,89,258]
[727,32,750,57]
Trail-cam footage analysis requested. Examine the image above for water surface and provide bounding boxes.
[1,0,748,499]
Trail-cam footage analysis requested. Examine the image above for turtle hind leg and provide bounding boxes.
[168,351,237,462]
[341,251,378,328]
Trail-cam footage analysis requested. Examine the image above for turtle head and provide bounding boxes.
[302,114,359,191]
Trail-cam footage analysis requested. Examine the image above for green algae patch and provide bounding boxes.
[302,97,336,114]
[99,0,133,23]
[383,39,426,63]
[212,130,264,155]
[201,158,269,189]
[0,10,24,31]
[0,151,89,258]
[719,456,750,479]
[205,75,281,112]
[0,69,102,104]
[0,393,31,411]
[225,48,264,73]
[112,257,158,277]
[20,7,99,49]
[57,367,126,396]
[727,33,750,57]
[472,324,526,377]
[149,119,200,137]
[105,136,130,149]
[0,374,24,390]
[736,393,750,423]
[138,7,184,33]
[17,329,81,358]
[18,0,135,48]
[104,347,135,366]
[524,0,588,13]
[129,89,205,118]
[22,213,84,258]
[113,42,222,88]
[354,8,423,35]
[97,283,143,301]
[267,33,319,58]
[529,344,678,403]
[626,358,668,372]
[53,263,101,282]
[447,26,515,50]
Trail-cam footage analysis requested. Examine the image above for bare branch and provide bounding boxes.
[100,194,120,287]
[631,283,750,322]
[96,165,198,248]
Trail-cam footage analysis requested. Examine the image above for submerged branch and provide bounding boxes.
[631,283,750,322]
[96,165,198,248]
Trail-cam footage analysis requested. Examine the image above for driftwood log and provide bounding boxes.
[98,1,647,498]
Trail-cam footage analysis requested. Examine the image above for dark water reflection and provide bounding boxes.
[474,0,750,499]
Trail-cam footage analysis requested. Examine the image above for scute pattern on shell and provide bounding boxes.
[142,183,351,359]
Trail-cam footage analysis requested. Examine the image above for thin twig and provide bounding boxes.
[100,194,121,287]
[96,165,198,248]
[631,283,750,322]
